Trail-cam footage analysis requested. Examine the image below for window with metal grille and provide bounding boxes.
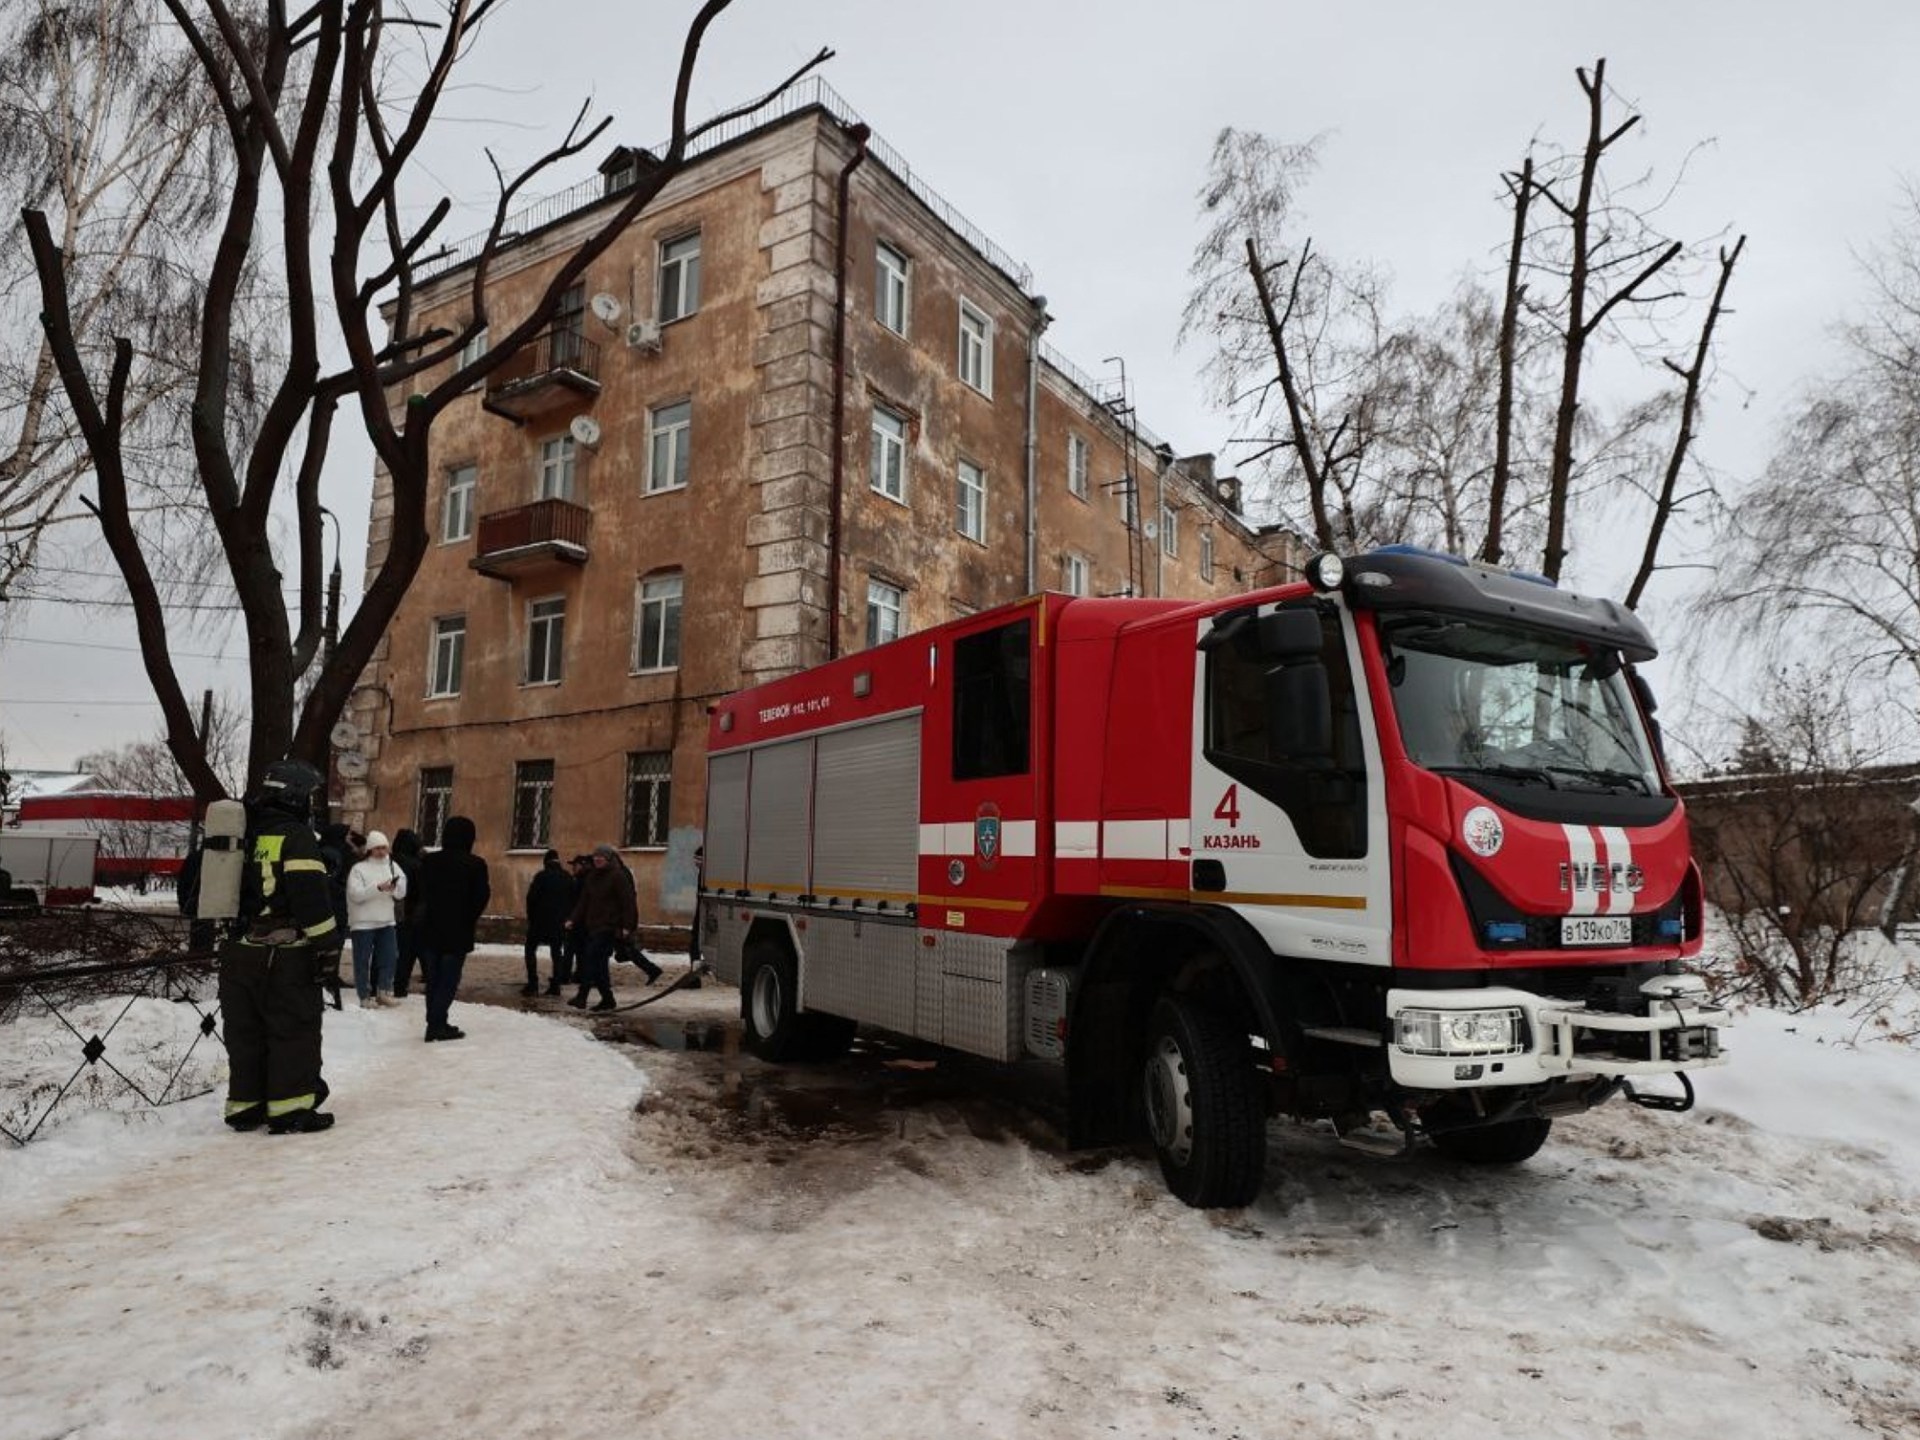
[1201,529,1215,582]
[623,751,672,848]
[512,760,555,850]
[417,767,453,848]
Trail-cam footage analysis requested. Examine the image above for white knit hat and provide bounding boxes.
[364,830,391,851]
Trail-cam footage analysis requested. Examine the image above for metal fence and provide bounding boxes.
[420,76,1034,291]
[0,908,224,1146]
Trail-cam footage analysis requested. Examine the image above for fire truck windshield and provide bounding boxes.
[1381,614,1660,794]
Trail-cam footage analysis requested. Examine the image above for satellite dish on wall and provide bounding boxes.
[328,720,360,749]
[590,292,623,326]
[569,415,603,449]
[336,752,370,780]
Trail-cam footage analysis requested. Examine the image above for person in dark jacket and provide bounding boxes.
[315,823,360,1008]
[523,848,574,996]
[220,758,339,1135]
[567,844,649,1011]
[389,828,425,997]
[414,815,490,1042]
[559,854,590,989]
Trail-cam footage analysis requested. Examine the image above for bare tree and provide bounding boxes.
[1713,186,1920,708]
[1185,60,1742,599]
[0,0,235,598]
[1688,666,1917,1007]
[20,0,830,800]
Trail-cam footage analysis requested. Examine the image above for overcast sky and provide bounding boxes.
[3,0,1915,770]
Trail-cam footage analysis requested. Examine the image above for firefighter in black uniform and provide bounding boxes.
[220,758,339,1135]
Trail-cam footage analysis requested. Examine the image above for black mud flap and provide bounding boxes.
[1624,1072,1695,1113]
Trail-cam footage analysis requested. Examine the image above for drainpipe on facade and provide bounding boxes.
[826,123,872,663]
[1154,442,1174,597]
[1024,295,1051,594]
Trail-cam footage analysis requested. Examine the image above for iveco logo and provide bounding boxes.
[1559,861,1645,894]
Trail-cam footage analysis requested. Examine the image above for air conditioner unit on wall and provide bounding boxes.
[627,319,662,353]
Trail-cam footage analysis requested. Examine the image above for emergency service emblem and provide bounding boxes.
[974,803,1002,869]
[1462,805,1505,858]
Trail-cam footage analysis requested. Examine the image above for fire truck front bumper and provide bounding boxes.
[1384,975,1728,1090]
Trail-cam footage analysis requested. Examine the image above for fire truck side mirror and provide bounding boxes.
[1266,662,1334,762]
[1256,609,1323,660]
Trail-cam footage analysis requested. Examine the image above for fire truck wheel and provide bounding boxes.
[742,941,854,1063]
[743,942,806,1062]
[1429,1115,1553,1165]
[1141,995,1267,1209]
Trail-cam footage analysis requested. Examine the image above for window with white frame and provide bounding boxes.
[870,405,907,502]
[1067,433,1089,499]
[417,766,453,847]
[525,597,565,684]
[956,459,987,544]
[511,759,554,850]
[866,579,904,648]
[456,325,488,370]
[658,231,701,323]
[1062,553,1090,597]
[538,435,576,501]
[633,571,683,672]
[646,400,691,493]
[428,615,465,697]
[876,241,909,334]
[1200,529,1215,582]
[623,751,672,848]
[442,464,476,543]
[1161,504,1179,558]
[957,300,992,395]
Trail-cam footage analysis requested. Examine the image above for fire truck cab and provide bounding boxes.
[701,547,1726,1208]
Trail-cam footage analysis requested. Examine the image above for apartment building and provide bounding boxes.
[344,81,1304,919]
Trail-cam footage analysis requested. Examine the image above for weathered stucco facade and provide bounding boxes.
[347,93,1303,920]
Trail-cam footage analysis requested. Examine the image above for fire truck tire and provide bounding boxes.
[1141,995,1267,1209]
[1429,1115,1553,1165]
[742,943,807,1062]
[742,941,856,1063]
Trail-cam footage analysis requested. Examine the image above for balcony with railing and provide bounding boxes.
[469,498,590,580]
[482,326,601,423]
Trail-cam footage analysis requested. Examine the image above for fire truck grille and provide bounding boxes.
[1448,854,1685,953]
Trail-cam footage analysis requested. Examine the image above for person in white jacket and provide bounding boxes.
[346,831,408,1008]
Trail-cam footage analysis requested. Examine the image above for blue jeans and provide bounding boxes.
[350,926,398,999]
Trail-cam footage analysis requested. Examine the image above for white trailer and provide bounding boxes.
[0,832,99,906]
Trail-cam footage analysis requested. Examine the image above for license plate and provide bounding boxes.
[1562,915,1632,947]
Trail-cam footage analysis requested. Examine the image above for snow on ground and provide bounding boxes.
[2,947,1918,1440]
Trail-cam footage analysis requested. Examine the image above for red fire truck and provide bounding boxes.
[701,546,1726,1207]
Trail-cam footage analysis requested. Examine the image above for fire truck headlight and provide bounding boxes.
[1395,1007,1527,1057]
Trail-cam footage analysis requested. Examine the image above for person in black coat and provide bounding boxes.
[414,815,490,1043]
[389,828,425,997]
[523,848,574,996]
[315,822,361,1007]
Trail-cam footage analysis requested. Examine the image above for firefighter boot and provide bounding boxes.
[267,1108,336,1135]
